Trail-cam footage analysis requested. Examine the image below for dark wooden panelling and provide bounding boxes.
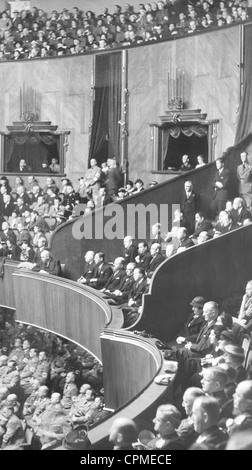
[101,333,159,410]
[12,271,120,360]
[0,263,123,359]
[0,260,18,309]
[136,223,252,342]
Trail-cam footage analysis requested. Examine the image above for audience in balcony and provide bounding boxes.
[0,1,249,61]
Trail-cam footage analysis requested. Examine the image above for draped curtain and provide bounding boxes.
[89,52,122,166]
[169,126,208,138]
[235,24,252,144]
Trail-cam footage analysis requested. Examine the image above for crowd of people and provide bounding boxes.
[0,1,250,61]
[106,291,252,450]
[0,313,107,449]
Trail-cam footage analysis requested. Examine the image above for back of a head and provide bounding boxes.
[110,417,138,446]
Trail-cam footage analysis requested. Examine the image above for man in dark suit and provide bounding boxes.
[135,241,152,272]
[176,227,194,253]
[181,181,200,234]
[88,252,113,289]
[190,396,227,450]
[232,197,252,226]
[106,262,135,305]
[211,158,230,217]
[104,158,123,204]
[0,221,17,245]
[101,257,125,293]
[146,243,165,278]
[127,267,148,309]
[190,212,213,241]
[77,251,95,284]
[0,194,14,219]
[172,301,219,393]
[32,249,60,276]
[121,235,138,263]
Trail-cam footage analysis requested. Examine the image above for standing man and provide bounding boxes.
[104,158,123,204]
[211,158,230,217]
[83,158,101,206]
[237,151,252,208]
[181,181,200,234]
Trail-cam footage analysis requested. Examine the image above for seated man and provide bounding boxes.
[135,241,152,271]
[69,387,95,427]
[172,301,219,394]
[190,212,213,241]
[232,197,252,226]
[61,372,78,412]
[84,396,110,427]
[32,407,71,450]
[0,360,20,396]
[88,252,113,289]
[107,262,136,305]
[227,380,252,435]
[49,158,60,174]
[32,249,60,276]
[77,251,95,284]
[177,387,205,449]
[109,417,138,450]
[147,404,184,450]
[213,211,238,236]
[121,235,138,263]
[238,280,252,330]
[190,396,227,449]
[146,243,165,278]
[122,267,149,326]
[201,366,230,409]
[0,405,25,449]
[101,257,125,294]
[180,155,193,172]
[175,227,194,253]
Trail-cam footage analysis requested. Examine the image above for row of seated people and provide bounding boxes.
[76,234,169,326]
[0,219,61,273]
[107,375,252,450]
[0,1,250,61]
[0,320,107,449]
[75,186,252,324]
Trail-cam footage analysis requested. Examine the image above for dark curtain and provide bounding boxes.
[89,52,122,166]
[5,133,60,172]
[235,24,252,144]
[108,53,121,160]
[163,126,208,170]
[163,132,208,170]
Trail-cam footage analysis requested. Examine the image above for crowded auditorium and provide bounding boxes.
[0,0,252,454]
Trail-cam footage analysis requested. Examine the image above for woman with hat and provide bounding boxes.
[176,296,206,345]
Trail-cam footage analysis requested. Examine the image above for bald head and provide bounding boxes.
[109,417,138,448]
